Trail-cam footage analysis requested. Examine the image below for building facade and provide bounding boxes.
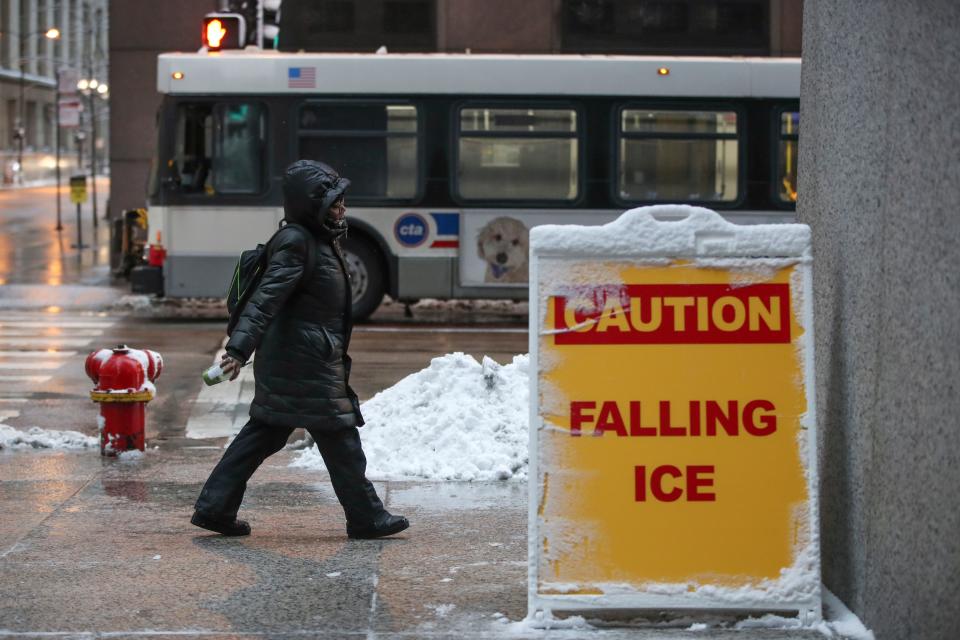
[277,0,802,56]
[0,0,108,184]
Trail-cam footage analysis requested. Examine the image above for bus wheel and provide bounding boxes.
[341,236,385,321]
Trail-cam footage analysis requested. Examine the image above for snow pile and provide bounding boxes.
[117,449,145,463]
[0,424,98,451]
[501,611,591,633]
[530,205,810,258]
[820,587,875,640]
[291,353,529,481]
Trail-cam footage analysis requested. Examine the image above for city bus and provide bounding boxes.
[146,52,799,319]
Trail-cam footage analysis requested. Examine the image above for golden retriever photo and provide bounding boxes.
[476,216,530,284]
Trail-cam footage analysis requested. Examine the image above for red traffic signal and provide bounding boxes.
[203,13,245,51]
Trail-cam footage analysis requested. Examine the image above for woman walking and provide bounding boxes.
[191,160,409,540]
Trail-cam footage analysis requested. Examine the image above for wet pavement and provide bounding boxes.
[0,180,124,310]
[0,186,839,638]
[0,449,830,639]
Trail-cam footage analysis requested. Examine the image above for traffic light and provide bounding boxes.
[202,13,246,51]
[262,0,281,49]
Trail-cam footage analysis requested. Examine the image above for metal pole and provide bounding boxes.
[75,200,83,248]
[87,12,100,228]
[55,69,62,231]
[17,33,25,185]
[89,91,98,227]
[257,0,264,48]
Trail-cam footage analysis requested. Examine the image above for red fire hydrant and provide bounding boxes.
[84,345,163,456]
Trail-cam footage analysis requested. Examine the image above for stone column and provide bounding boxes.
[798,2,960,639]
[26,0,38,76]
[43,0,54,77]
[7,0,20,72]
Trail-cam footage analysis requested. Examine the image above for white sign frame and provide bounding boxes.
[527,205,821,623]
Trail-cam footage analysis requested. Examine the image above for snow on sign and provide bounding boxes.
[527,205,821,622]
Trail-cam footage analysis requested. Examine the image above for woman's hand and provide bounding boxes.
[220,354,242,381]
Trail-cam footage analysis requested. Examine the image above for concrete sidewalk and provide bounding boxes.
[0,444,835,639]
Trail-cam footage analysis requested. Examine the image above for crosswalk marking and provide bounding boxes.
[0,337,102,347]
[0,329,105,337]
[0,361,63,370]
[0,351,77,358]
[0,321,114,329]
[0,312,118,401]
[185,346,254,439]
[0,375,52,383]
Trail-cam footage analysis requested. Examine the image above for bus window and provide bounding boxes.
[214,104,265,194]
[174,104,213,193]
[172,102,265,195]
[298,103,418,200]
[618,109,739,203]
[778,111,799,203]
[457,107,579,202]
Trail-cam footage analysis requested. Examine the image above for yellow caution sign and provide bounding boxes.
[528,206,820,622]
[69,175,88,204]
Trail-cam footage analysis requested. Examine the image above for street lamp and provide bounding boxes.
[78,77,108,227]
[15,27,61,185]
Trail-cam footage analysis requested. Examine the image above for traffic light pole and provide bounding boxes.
[17,43,25,185]
[257,0,264,48]
[86,32,99,229]
[55,69,62,231]
[89,89,98,228]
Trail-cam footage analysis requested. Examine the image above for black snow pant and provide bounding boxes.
[194,418,385,528]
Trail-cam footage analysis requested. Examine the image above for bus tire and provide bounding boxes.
[341,235,385,322]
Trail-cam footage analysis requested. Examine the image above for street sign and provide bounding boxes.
[58,69,79,95]
[528,206,820,622]
[70,175,88,204]
[58,97,81,129]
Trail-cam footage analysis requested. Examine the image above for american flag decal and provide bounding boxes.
[288,67,316,89]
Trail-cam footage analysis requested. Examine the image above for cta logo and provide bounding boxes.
[394,213,428,248]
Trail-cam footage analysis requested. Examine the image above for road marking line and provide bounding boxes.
[0,350,77,358]
[0,329,104,337]
[0,398,29,403]
[0,361,63,370]
[0,321,114,329]
[0,338,94,347]
[0,375,52,383]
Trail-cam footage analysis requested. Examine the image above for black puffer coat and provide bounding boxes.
[225,161,361,431]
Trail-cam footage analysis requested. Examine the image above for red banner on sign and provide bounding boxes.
[552,283,791,345]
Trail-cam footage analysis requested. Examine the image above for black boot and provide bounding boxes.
[191,510,252,536]
[347,513,410,540]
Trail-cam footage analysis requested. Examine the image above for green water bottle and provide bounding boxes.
[202,363,231,386]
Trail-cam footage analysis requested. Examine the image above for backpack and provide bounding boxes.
[226,222,316,337]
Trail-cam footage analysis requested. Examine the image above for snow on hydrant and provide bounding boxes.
[84,345,163,456]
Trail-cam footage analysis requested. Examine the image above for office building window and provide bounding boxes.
[562,0,770,55]
[279,0,436,52]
